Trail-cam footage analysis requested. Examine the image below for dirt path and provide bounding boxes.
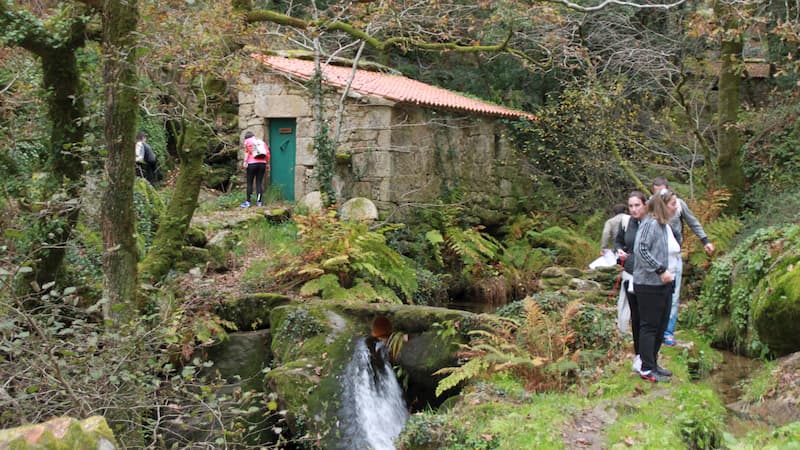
[562,385,669,449]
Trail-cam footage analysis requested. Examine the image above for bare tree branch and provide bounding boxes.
[543,0,688,12]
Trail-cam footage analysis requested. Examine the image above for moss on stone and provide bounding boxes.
[184,227,208,247]
[752,261,800,355]
[700,224,800,356]
[335,152,352,164]
[0,416,118,449]
[217,293,291,331]
[266,303,360,445]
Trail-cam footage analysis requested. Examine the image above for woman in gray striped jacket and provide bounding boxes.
[632,188,681,383]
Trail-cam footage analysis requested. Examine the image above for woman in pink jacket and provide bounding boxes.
[241,131,270,208]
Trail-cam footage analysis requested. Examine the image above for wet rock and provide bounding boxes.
[728,352,800,427]
[203,329,272,392]
[398,330,462,407]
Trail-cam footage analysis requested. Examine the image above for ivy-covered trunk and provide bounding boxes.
[0,4,88,294]
[311,27,335,206]
[139,127,206,282]
[716,7,745,213]
[31,48,87,290]
[101,0,140,320]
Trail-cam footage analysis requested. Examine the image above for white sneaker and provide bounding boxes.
[632,354,642,373]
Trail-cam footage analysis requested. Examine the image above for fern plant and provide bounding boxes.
[426,225,504,278]
[434,296,584,396]
[276,212,417,303]
[525,225,597,268]
[683,189,742,266]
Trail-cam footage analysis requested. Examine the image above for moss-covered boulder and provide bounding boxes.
[216,293,291,331]
[398,330,463,406]
[205,230,236,270]
[752,261,800,356]
[297,191,323,214]
[203,329,272,392]
[332,303,474,333]
[185,226,208,247]
[264,301,478,446]
[266,303,359,445]
[0,416,118,449]
[174,246,227,272]
[699,224,800,356]
[264,207,291,223]
[537,266,613,304]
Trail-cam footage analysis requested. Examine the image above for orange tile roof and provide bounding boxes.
[253,55,537,120]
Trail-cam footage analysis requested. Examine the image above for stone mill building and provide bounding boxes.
[238,55,536,224]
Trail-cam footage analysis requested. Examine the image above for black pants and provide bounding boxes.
[136,161,155,185]
[624,280,641,355]
[635,283,672,373]
[246,162,267,203]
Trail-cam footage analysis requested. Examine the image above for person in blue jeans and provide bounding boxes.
[650,177,714,346]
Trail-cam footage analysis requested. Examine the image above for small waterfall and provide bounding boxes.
[338,337,409,450]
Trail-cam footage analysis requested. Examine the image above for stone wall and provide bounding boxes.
[239,72,533,224]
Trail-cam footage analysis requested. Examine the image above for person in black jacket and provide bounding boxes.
[134,130,158,185]
[613,191,648,373]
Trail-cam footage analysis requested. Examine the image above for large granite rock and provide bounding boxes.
[297,191,323,214]
[339,197,378,222]
[0,416,117,449]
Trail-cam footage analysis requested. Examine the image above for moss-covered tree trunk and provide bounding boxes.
[100,0,140,320]
[0,4,88,294]
[139,126,206,282]
[716,12,745,212]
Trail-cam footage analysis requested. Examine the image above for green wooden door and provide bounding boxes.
[268,118,296,201]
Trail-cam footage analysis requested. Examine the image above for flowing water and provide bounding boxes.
[708,350,770,438]
[338,337,409,450]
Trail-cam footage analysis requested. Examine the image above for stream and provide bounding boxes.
[708,350,770,438]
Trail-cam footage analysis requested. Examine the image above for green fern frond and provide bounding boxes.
[707,217,742,251]
[426,229,445,267]
[300,273,340,297]
[434,357,487,397]
[386,332,407,361]
[526,226,596,267]
[688,216,742,266]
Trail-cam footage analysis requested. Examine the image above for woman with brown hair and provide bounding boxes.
[632,188,681,382]
[614,190,648,373]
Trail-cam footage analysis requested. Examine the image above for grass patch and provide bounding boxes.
[739,359,778,404]
[236,221,300,290]
[199,191,243,212]
[733,421,800,449]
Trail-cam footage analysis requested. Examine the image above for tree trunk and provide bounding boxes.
[717,36,744,212]
[29,49,87,290]
[139,124,206,282]
[0,4,88,295]
[100,0,140,320]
